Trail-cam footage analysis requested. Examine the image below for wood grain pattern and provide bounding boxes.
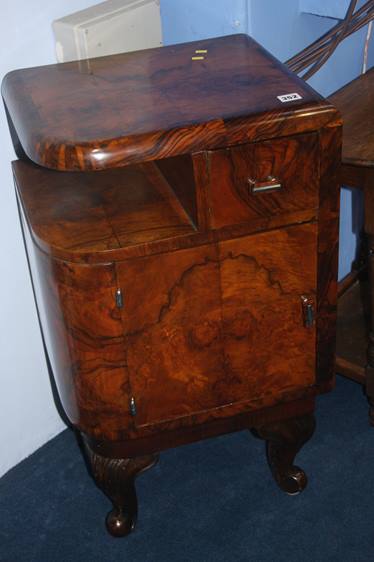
[18,227,135,440]
[85,396,316,459]
[218,223,317,403]
[117,244,226,426]
[207,133,319,228]
[13,159,195,257]
[115,223,317,429]
[155,154,197,225]
[3,34,337,171]
[329,67,374,167]
[13,157,318,264]
[315,124,341,384]
[20,220,323,443]
[5,33,342,536]
[12,126,341,441]
[17,196,79,424]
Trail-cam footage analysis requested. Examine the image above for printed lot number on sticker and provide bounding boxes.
[277,93,302,103]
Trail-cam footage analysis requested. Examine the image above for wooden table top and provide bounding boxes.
[329,67,374,168]
[2,34,336,172]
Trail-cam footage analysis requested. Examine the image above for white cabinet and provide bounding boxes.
[53,0,162,63]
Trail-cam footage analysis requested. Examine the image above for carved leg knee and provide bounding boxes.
[254,413,316,495]
[83,441,158,537]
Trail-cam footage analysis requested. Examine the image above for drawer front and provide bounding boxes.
[207,133,319,229]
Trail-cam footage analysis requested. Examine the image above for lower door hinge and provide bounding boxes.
[115,288,123,308]
[129,396,137,417]
[301,295,314,328]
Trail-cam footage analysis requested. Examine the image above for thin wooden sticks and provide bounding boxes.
[286,0,374,79]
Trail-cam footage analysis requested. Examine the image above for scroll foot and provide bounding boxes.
[83,441,158,537]
[254,413,316,495]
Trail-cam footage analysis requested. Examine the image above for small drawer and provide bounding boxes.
[207,133,319,229]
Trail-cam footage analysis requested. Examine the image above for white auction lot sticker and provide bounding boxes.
[277,93,303,103]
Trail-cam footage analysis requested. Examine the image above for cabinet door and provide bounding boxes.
[218,222,317,409]
[116,244,227,427]
[118,223,317,428]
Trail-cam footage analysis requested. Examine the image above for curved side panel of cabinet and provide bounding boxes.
[18,195,134,441]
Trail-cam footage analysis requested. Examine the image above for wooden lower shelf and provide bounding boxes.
[336,278,369,385]
[14,159,196,255]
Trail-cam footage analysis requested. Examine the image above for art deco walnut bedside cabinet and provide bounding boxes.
[2,34,341,537]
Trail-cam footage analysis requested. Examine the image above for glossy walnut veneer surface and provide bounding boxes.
[207,133,319,228]
[5,33,342,536]
[3,34,337,171]
[13,134,323,265]
[6,33,342,442]
[13,159,196,259]
[117,222,317,429]
[13,125,340,442]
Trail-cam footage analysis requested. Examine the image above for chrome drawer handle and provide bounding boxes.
[248,176,282,194]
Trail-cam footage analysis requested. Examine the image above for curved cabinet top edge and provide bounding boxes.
[3,34,338,172]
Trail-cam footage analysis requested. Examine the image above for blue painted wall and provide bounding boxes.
[160,0,372,279]
[300,0,351,19]
[160,0,247,44]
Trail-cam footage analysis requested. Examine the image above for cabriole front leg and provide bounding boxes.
[254,413,316,495]
[83,440,158,537]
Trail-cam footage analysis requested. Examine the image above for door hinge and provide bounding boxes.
[301,295,314,328]
[129,396,137,417]
[115,288,123,308]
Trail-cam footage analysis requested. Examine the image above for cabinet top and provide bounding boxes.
[3,34,337,172]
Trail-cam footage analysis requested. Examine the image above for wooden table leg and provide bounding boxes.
[83,439,159,537]
[254,412,316,494]
[364,174,374,424]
